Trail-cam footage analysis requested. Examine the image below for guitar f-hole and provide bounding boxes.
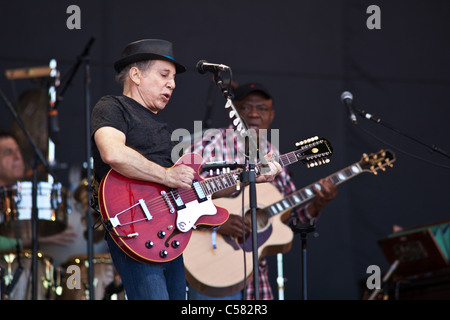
[165,229,182,248]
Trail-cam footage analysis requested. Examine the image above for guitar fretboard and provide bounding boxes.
[198,138,333,198]
[199,151,303,196]
[200,172,239,195]
[265,162,364,217]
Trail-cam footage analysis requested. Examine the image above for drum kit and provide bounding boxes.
[0,56,124,300]
[0,180,124,300]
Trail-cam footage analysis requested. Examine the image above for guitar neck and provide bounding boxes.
[264,161,364,217]
[199,137,333,198]
[199,151,302,197]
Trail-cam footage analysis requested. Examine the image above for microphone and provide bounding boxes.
[196,60,230,74]
[340,91,358,124]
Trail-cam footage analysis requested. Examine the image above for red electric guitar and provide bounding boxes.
[98,137,333,263]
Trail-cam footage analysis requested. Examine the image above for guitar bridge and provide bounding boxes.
[161,190,175,213]
[106,198,152,228]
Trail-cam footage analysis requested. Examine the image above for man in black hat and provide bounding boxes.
[90,40,282,300]
[188,82,337,300]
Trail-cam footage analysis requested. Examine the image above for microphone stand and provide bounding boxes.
[76,38,96,300]
[83,51,95,300]
[0,88,58,300]
[54,37,96,299]
[352,105,450,160]
[212,72,261,299]
[202,78,216,129]
[290,218,316,300]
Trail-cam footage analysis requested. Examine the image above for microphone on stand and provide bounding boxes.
[340,91,358,125]
[196,60,230,74]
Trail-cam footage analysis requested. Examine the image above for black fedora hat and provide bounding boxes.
[114,39,186,74]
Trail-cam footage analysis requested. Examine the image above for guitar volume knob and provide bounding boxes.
[160,250,168,258]
[158,231,166,239]
[172,240,180,248]
[145,240,154,249]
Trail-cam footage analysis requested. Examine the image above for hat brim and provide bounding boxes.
[114,53,186,74]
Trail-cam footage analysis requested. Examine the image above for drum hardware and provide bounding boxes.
[74,178,105,244]
[0,249,55,300]
[2,37,97,299]
[58,254,124,300]
[0,181,68,239]
[1,64,60,300]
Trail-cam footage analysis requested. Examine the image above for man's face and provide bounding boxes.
[135,60,176,113]
[0,137,25,186]
[234,92,275,131]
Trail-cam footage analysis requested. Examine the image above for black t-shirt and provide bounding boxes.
[90,95,176,182]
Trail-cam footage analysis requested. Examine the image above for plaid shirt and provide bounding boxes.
[190,125,317,300]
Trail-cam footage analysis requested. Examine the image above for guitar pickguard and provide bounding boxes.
[176,195,217,232]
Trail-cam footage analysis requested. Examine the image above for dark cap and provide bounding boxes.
[233,83,272,100]
[114,39,186,74]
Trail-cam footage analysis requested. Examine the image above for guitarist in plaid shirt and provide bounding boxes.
[189,82,337,300]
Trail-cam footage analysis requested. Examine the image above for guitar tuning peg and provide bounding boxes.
[229,110,236,118]
[377,162,386,171]
[233,118,240,126]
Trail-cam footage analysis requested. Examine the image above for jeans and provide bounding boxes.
[187,285,243,300]
[106,234,186,300]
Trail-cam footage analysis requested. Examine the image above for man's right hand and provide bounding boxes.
[217,213,251,238]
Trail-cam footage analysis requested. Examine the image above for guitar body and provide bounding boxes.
[184,183,294,297]
[98,153,230,263]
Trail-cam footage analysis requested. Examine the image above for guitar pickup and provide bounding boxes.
[192,180,207,203]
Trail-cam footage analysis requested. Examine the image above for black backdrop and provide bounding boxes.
[1,0,449,300]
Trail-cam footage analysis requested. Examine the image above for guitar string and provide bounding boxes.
[110,144,328,228]
[112,171,240,228]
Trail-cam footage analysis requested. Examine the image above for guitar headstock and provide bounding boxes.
[294,136,333,168]
[359,149,396,175]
